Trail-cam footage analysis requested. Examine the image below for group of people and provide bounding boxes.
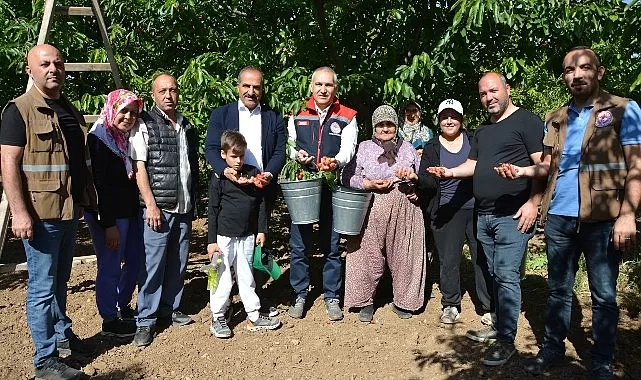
[0,43,638,380]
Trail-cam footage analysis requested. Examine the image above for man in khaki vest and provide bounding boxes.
[0,44,94,380]
[495,46,641,379]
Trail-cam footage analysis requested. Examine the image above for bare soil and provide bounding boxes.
[1,200,640,379]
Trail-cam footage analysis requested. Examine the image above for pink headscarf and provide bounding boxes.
[89,89,143,179]
[102,89,143,153]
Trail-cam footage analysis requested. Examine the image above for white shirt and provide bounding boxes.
[129,107,192,214]
[287,101,358,167]
[237,99,263,171]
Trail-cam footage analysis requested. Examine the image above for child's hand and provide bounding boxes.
[207,243,221,259]
[255,233,266,246]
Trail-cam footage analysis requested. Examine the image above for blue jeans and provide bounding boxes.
[289,185,341,300]
[24,218,79,367]
[136,209,191,327]
[543,214,620,364]
[476,213,534,342]
[84,211,143,320]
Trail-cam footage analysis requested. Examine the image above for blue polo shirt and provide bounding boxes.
[546,100,641,217]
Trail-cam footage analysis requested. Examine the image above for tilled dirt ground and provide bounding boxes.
[1,204,640,379]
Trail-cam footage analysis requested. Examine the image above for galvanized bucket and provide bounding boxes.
[332,186,373,235]
[280,178,323,224]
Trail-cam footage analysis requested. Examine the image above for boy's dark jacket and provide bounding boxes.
[207,164,266,243]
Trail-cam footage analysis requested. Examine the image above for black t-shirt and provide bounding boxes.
[0,99,87,202]
[469,108,544,215]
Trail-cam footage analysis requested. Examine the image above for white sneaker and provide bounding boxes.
[440,306,460,324]
[481,312,497,326]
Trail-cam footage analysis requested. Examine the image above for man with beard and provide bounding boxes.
[428,71,544,366]
[496,47,641,379]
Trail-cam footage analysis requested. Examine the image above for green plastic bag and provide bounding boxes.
[200,252,223,292]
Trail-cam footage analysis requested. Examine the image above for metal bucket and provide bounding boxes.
[280,178,322,224]
[332,186,373,235]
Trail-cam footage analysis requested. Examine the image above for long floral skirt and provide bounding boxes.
[344,187,426,311]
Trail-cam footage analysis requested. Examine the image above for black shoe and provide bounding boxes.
[391,304,412,319]
[101,319,137,338]
[171,311,193,326]
[358,304,374,322]
[259,304,279,317]
[118,306,135,321]
[524,348,563,375]
[56,333,95,357]
[133,326,154,347]
[591,363,614,380]
[35,357,83,380]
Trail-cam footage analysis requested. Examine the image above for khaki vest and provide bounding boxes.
[10,87,94,220]
[540,91,629,223]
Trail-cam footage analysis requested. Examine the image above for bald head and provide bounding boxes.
[478,72,513,121]
[26,44,65,99]
[151,73,179,120]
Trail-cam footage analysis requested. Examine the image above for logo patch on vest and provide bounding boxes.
[329,122,342,135]
[595,111,613,128]
[296,120,309,126]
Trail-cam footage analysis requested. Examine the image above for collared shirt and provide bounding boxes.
[547,100,641,217]
[315,101,330,125]
[237,99,263,171]
[129,106,192,214]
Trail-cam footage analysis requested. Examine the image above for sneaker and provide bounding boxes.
[465,326,497,343]
[524,348,563,375]
[259,304,279,317]
[288,296,306,319]
[132,326,154,347]
[440,306,460,324]
[482,339,516,366]
[101,319,136,338]
[210,316,232,338]
[325,298,344,321]
[118,306,135,321]
[480,312,496,326]
[34,357,83,380]
[171,311,193,326]
[391,304,412,319]
[246,315,281,331]
[358,304,374,322]
[591,363,614,380]
[56,333,95,357]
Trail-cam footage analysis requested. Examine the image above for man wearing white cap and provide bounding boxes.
[427,73,545,366]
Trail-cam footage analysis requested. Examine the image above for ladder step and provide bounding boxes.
[64,63,111,71]
[84,115,100,124]
[54,6,94,16]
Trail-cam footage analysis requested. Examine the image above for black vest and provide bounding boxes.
[140,108,199,213]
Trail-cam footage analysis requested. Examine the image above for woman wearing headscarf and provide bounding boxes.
[84,89,144,338]
[343,105,427,322]
[415,99,493,325]
[398,100,433,156]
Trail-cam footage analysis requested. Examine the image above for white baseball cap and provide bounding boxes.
[437,99,464,117]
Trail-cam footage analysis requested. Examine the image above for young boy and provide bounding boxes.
[207,131,281,338]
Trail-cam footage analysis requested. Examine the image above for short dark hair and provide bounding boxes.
[221,131,247,154]
[567,46,602,67]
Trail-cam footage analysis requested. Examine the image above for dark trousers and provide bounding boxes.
[543,214,620,365]
[289,185,341,300]
[432,207,492,312]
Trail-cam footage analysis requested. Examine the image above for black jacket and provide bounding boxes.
[140,107,200,214]
[417,131,475,220]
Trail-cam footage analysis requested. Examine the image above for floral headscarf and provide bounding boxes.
[89,89,143,179]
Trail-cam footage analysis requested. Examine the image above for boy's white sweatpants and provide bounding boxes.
[209,235,261,321]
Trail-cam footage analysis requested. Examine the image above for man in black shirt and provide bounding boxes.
[0,44,92,380]
[428,72,544,367]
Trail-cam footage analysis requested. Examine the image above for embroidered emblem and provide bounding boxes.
[330,122,341,134]
[595,111,613,128]
[296,120,309,126]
